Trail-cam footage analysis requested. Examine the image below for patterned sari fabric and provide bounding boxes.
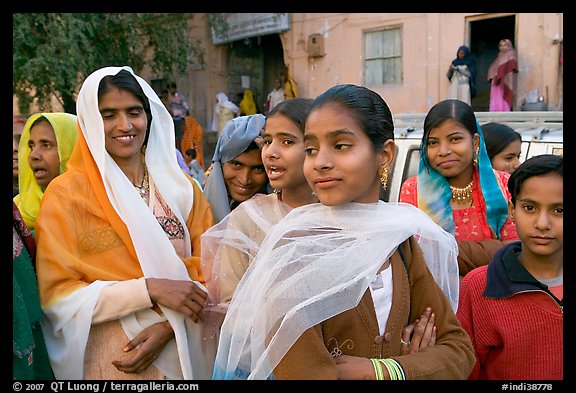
[13,202,54,380]
[14,113,78,230]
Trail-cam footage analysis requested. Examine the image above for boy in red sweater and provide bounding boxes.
[457,154,563,380]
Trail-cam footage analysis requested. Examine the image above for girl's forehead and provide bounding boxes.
[428,119,468,136]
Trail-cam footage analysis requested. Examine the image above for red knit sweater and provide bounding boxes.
[457,266,563,380]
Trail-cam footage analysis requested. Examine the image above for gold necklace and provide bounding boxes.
[133,166,149,199]
[450,180,473,203]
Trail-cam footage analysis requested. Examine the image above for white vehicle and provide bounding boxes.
[383,111,563,202]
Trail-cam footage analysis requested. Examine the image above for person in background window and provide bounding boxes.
[159,89,172,115]
[481,122,522,174]
[487,39,518,112]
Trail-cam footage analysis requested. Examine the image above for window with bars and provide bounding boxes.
[364,26,402,86]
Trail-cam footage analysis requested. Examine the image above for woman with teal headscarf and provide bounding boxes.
[400,99,518,242]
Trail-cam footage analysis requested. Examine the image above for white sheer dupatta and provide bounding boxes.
[212,201,459,380]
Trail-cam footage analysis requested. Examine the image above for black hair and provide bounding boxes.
[186,148,197,159]
[508,154,563,205]
[481,122,522,160]
[308,84,394,151]
[244,140,261,153]
[98,69,153,146]
[421,99,478,170]
[266,97,313,133]
[30,115,50,129]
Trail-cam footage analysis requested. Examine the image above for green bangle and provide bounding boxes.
[379,358,405,380]
[370,358,385,380]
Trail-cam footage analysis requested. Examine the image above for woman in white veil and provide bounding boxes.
[35,66,217,380]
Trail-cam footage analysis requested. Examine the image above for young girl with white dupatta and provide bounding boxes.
[201,98,316,313]
[212,84,474,380]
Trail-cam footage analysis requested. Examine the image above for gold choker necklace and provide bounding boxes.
[133,166,149,198]
[450,180,473,203]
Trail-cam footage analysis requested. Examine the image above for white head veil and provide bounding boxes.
[213,201,459,380]
[203,114,266,223]
[73,66,213,379]
[211,92,240,131]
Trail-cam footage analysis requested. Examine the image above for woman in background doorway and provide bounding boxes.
[212,93,240,136]
[487,39,518,112]
[447,45,477,105]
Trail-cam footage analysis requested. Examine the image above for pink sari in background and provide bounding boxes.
[489,82,511,111]
[487,39,518,111]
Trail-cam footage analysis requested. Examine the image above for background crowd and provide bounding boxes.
[13,57,562,382]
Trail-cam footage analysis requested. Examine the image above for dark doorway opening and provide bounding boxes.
[227,34,285,115]
[261,34,286,114]
[470,15,516,111]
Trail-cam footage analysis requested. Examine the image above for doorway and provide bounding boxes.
[469,15,516,111]
[227,34,286,114]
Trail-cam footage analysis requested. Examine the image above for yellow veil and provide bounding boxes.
[14,113,78,229]
[239,89,257,115]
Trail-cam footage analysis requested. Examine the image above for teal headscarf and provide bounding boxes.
[417,119,509,239]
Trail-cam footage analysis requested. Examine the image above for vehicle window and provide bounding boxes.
[403,147,420,184]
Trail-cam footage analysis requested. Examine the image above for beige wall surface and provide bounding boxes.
[282,13,562,114]
[15,12,563,131]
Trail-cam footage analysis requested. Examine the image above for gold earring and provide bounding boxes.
[473,148,479,167]
[380,167,389,190]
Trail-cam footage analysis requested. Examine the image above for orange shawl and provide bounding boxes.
[36,131,214,307]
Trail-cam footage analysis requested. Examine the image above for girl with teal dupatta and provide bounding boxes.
[400,99,518,242]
